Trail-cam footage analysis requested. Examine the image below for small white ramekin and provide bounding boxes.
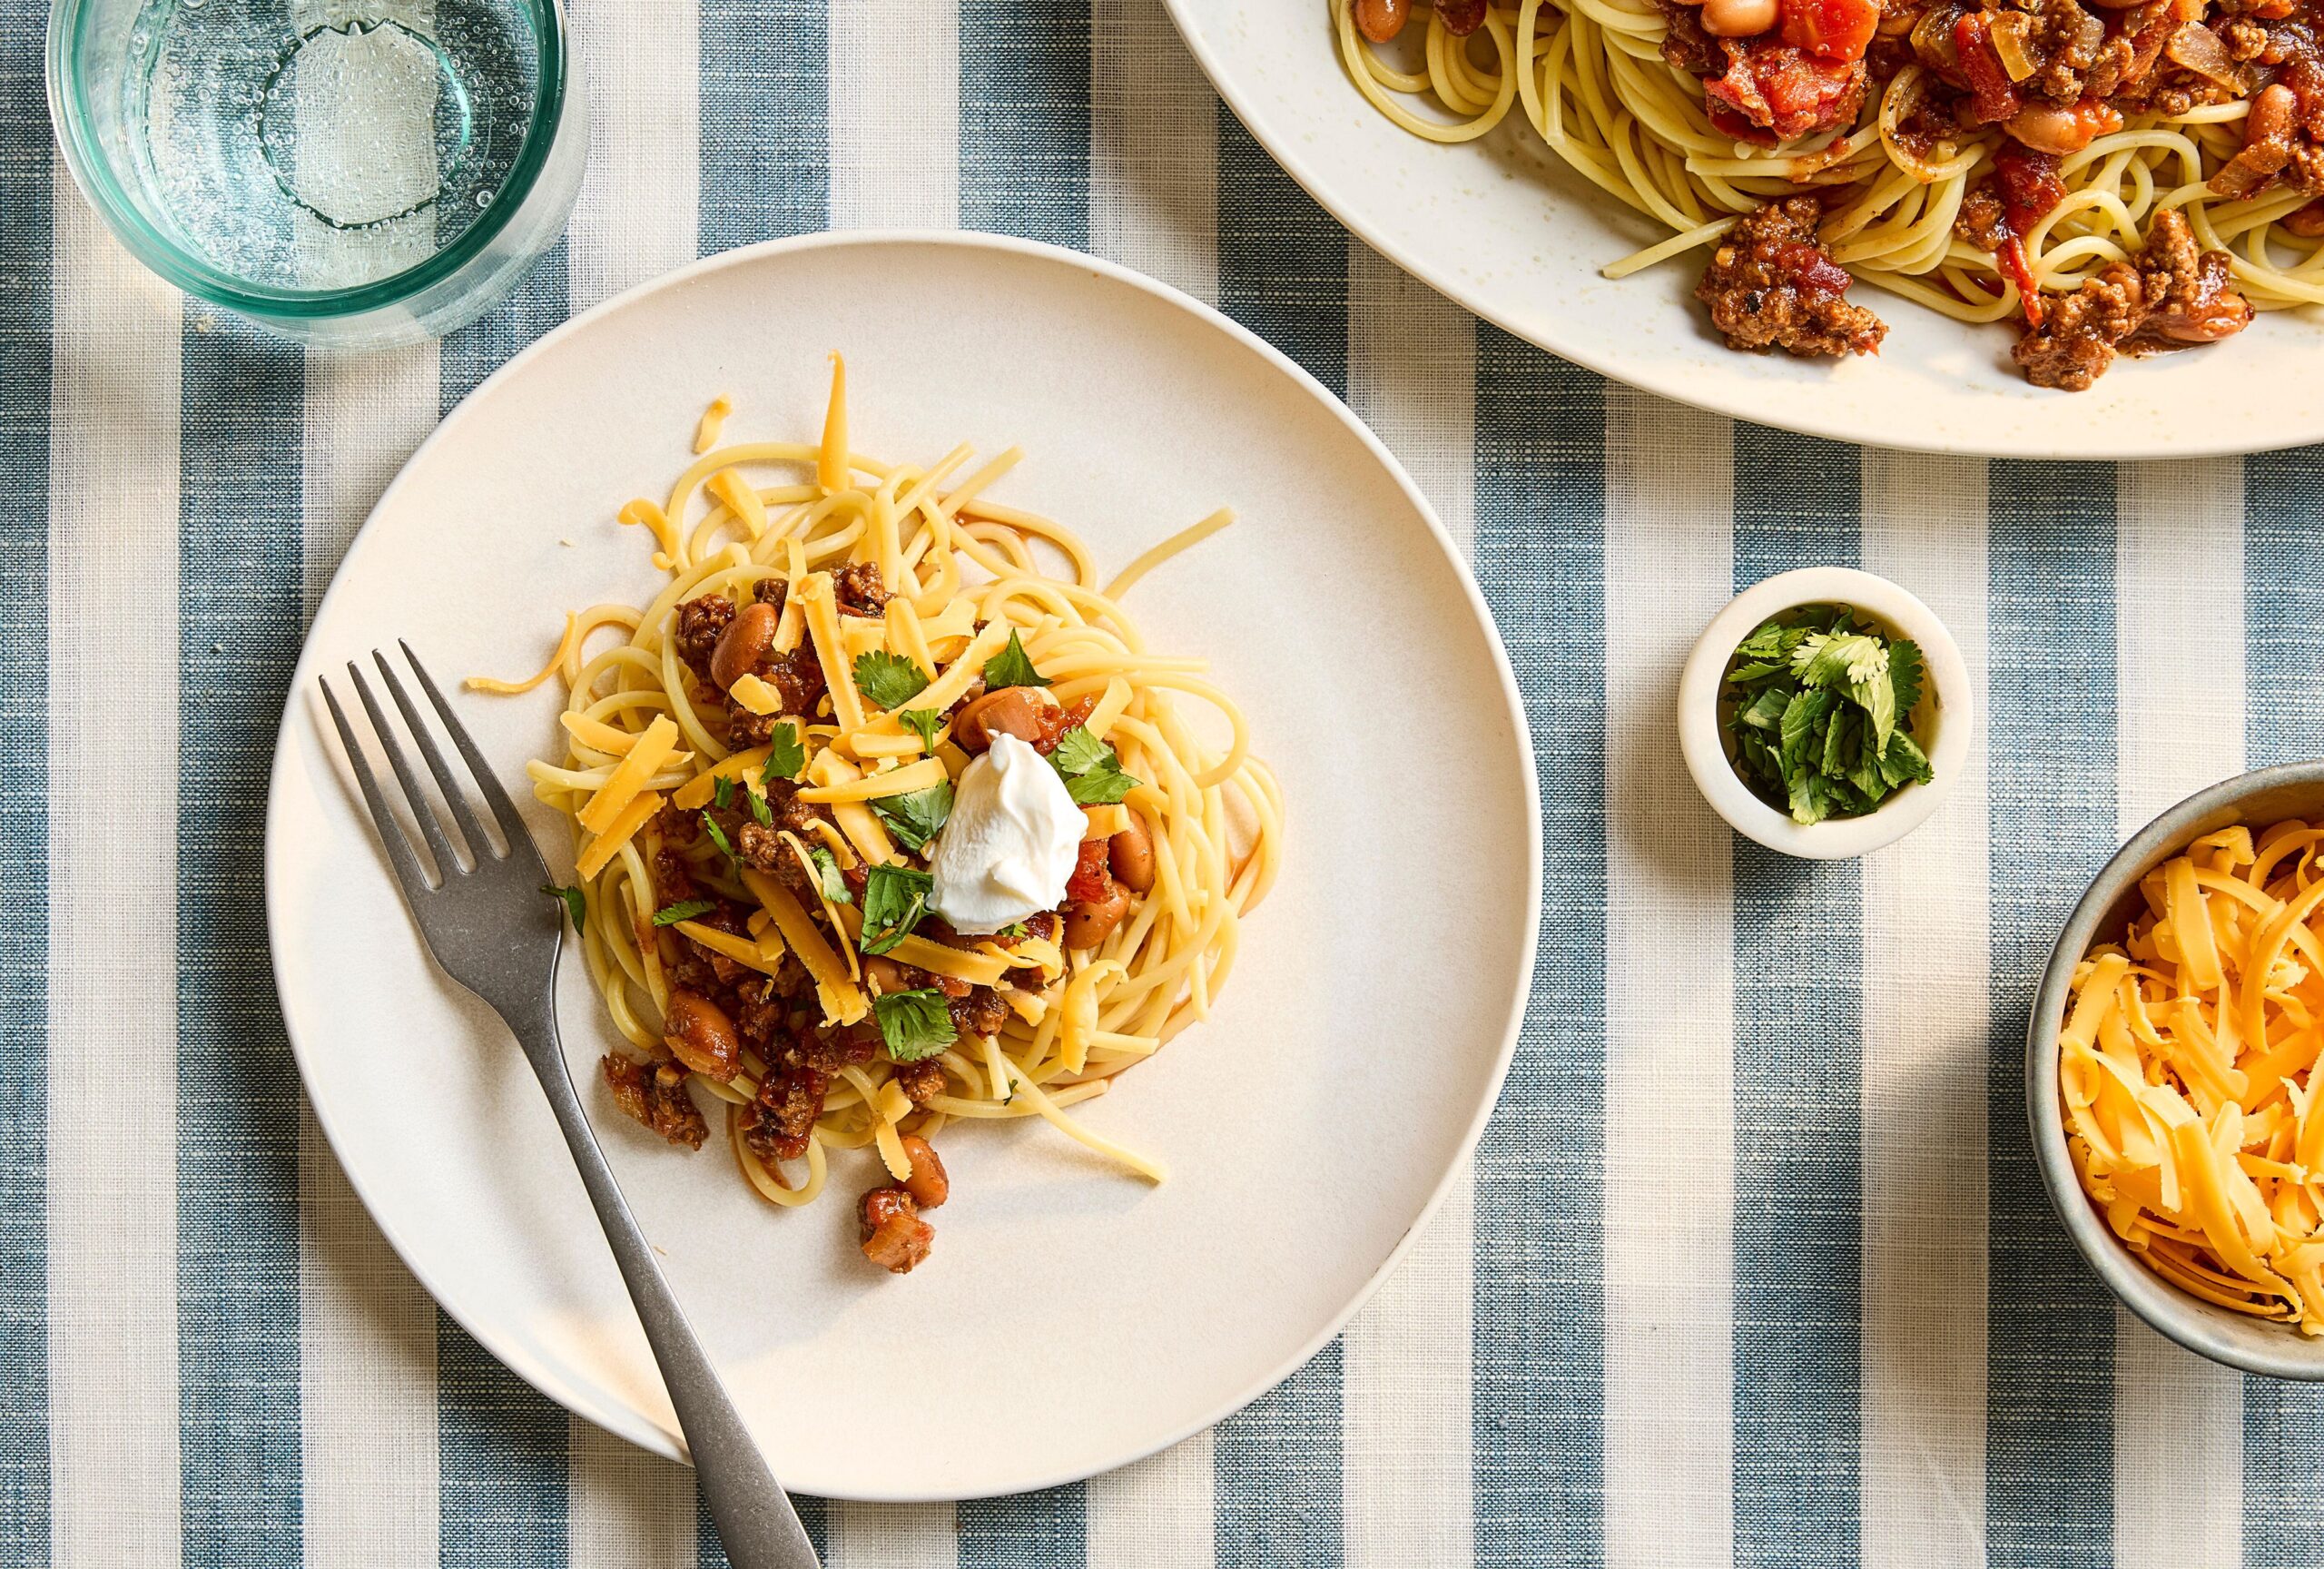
[1676,567,1974,861]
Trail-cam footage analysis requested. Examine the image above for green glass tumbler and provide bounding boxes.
[48,0,585,347]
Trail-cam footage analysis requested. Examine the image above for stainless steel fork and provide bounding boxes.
[320,642,821,1569]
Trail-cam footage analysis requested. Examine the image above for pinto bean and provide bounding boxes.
[708,600,779,690]
[1353,0,1408,40]
[1701,0,1777,35]
[2249,83,2296,150]
[662,989,742,1081]
[953,686,1046,752]
[1062,884,1133,951]
[859,1187,933,1273]
[2005,100,2119,156]
[1108,813,1156,893]
[899,1135,950,1209]
[861,955,909,996]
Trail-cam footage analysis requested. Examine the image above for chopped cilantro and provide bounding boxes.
[852,649,929,710]
[762,722,806,783]
[899,707,944,752]
[872,988,956,1062]
[1718,603,1935,826]
[651,898,717,927]
[543,883,586,932]
[1047,725,1139,805]
[981,629,1049,692]
[714,775,735,810]
[700,812,739,863]
[872,782,954,853]
[998,921,1029,939]
[807,845,852,906]
[860,863,933,955]
[746,786,773,826]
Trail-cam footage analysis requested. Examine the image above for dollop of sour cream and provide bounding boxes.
[928,733,1083,933]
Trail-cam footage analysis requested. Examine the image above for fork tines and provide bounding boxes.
[320,642,541,903]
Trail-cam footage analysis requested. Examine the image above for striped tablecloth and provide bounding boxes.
[5,0,2318,1564]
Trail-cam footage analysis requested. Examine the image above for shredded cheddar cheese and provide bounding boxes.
[575,790,662,879]
[468,612,582,695]
[576,715,677,833]
[2063,822,2324,1333]
[694,396,732,454]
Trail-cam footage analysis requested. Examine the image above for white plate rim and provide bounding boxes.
[262,228,1544,1495]
[1162,0,2324,460]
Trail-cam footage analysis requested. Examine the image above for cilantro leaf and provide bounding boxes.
[762,723,806,783]
[1722,606,1938,826]
[543,884,586,932]
[700,812,739,863]
[1851,663,1897,748]
[1880,728,1935,788]
[1777,689,1836,778]
[1047,725,1140,806]
[1791,630,1888,690]
[872,783,954,853]
[873,988,957,1062]
[899,707,944,752]
[807,845,852,906]
[1048,725,1111,775]
[981,629,1049,692]
[746,786,773,826]
[714,775,735,811]
[860,863,933,955]
[651,898,717,927]
[852,650,929,711]
[1887,638,1925,720]
[1736,688,1791,731]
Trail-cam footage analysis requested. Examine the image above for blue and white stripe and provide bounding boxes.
[176,314,307,1566]
[1,3,50,1560]
[2243,446,2324,1567]
[1984,461,2118,1569]
[1472,332,1606,1569]
[1730,429,1863,1569]
[1858,449,1988,1569]
[18,3,2324,1562]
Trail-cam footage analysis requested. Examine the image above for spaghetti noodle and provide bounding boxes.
[483,358,1283,1272]
[1337,0,2324,385]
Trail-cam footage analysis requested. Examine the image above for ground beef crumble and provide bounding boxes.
[2011,208,2253,389]
[1694,197,1887,358]
[602,1056,708,1150]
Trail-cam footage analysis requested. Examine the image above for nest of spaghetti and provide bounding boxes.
[484,358,1283,1274]
[2062,821,2324,1333]
[1333,0,2324,388]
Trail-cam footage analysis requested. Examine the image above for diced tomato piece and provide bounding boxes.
[1066,837,1111,904]
[1779,0,1877,63]
[1704,42,1866,142]
[1992,145,2065,236]
[1952,14,2023,124]
[1772,241,1854,296]
[1995,237,2044,327]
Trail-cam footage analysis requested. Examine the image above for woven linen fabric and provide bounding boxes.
[5,0,2322,1563]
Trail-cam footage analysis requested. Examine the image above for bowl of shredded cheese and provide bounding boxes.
[2034,762,2324,1378]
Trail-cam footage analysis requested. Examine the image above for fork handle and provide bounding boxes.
[517,1005,822,1569]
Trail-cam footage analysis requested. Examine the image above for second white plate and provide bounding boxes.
[1167,0,2324,458]
[266,232,1539,1500]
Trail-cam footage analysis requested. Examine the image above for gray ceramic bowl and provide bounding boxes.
[2029,761,2324,1379]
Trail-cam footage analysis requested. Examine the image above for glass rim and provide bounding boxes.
[45,0,569,320]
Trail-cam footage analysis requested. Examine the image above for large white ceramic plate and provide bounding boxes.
[1167,0,2324,458]
[267,232,1538,1500]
